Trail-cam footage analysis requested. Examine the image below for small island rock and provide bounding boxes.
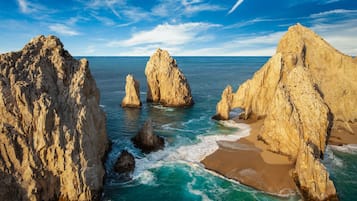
[121,74,142,108]
[114,150,135,179]
[132,119,164,153]
[145,49,194,107]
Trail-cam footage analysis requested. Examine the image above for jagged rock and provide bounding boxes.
[0,35,109,201]
[114,150,135,180]
[212,85,233,120]
[145,49,194,107]
[294,141,337,201]
[121,74,141,108]
[132,119,164,153]
[213,24,357,200]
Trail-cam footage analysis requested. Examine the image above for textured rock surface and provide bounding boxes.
[213,24,357,200]
[132,119,164,153]
[212,85,233,120]
[145,49,193,106]
[121,74,141,108]
[0,35,108,201]
[114,150,135,180]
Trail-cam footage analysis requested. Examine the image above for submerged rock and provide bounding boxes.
[114,150,135,180]
[145,48,194,107]
[132,119,164,153]
[213,23,357,200]
[121,74,141,108]
[0,35,109,201]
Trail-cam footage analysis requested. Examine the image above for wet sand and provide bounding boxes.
[201,119,297,196]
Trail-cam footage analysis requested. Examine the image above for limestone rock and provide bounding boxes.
[0,35,109,201]
[261,66,330,159]
[145,49,194,107]
[132,119,164,153]
[212,85,233,120]
[213,24,357,200]
[121,74,141,108]
[294,141,337,201]
[114,150,135,180]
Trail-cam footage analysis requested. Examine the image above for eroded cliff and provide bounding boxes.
[213,24,356,200]
[0,35,108,201]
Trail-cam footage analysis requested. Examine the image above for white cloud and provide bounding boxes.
[310,9,357,18]
[17,0,46,14]
[231,31,285,46]
[108,22,220,47]
[227,0,244,15]
[49,24,80,36]
[311,19,357,56]
[152,0,225,18]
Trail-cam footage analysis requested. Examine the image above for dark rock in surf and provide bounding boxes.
[132,119,164,153]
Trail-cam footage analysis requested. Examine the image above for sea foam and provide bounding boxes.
[329,144,357,154]
[133,120,251,183]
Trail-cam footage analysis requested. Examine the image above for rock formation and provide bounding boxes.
[212,85,233,120]
[145,49,194,107]
[121,74,141,108]
[0,35,109,201]
[213,23,357,200]
[114,150,135,180]
[132,119,164,153]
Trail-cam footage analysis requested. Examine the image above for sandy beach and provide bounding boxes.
[202,117,357,197]
[201,119,297,196]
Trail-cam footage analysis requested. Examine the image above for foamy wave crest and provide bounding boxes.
[133,121,251,184]
[153,105,175,112]
[187,176,213,201]
[329,144,357,154]
[325,146,344,168]
[218,120,244,128]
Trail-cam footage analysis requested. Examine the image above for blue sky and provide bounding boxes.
[0,0,357,56]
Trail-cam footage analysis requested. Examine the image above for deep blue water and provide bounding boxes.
[84,57,357,201]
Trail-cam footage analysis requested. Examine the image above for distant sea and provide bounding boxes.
[83,57,357,201]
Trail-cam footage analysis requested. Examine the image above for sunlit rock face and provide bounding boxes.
[145,48,194,107]
[214,24,357,200]
[121,74,141,108]
[0,35,109,201]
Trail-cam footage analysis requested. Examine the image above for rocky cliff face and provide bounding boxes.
[0,35,108,201]
[145,49,194,107]
[121,74,141,108]
[213,24,356,200]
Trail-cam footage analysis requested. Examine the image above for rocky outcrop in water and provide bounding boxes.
[114,150,135,180]
[0,35,109,201]
[132,119,164,153]
[213,23,357,200]
[145,49,194,107]
[121,74,141,108]
[212,85,233,120]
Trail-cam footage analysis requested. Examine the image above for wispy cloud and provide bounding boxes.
[310,9,357,18]
[311,18,357,55]
[227,0,244,15]
[17,0,47,14]
[49,24,80,36]
[152,0,225,18]
[108,22,220,47]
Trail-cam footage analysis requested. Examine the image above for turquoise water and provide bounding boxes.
[86,57,356,201]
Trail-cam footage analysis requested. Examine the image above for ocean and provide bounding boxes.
[85,57,357,201]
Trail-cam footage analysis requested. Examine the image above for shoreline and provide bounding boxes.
[201,117,357,198]
[201,118,297,196]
